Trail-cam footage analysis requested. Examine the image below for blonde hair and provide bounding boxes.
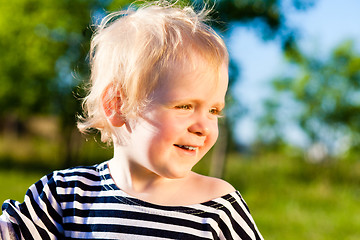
[78,1,229,143]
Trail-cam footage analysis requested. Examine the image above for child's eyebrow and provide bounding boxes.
[215,102,225,109]
[209,101,225,110]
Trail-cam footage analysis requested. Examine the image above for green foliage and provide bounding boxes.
[263,40,360,155]
[0,0,95,118]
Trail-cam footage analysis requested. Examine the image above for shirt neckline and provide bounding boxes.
[96,161,239,215]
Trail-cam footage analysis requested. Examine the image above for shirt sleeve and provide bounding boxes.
[216,191,264,240]
[0,215,18,240]
[0,172,64,240]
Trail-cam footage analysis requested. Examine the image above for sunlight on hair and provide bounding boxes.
[78,1,228,144]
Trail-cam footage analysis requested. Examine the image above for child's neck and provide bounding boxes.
[108,156,172,193]
[108,158,192,205]
[108,144,235,206]
[108,146,189,203]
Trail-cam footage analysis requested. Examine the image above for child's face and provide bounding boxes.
[123,58,228,179]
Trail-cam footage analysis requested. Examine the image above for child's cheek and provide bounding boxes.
[209,123,220,142]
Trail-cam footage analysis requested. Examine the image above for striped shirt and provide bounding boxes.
[0,161,263,240]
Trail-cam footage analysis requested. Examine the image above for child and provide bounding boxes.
[0,1,263,239]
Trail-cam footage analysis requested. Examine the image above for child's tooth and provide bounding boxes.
[176,144,196,150]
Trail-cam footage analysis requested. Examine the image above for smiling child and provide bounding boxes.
[0,1,263,239]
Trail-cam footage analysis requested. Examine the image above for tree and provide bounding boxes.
[262,40,360,157]
[0,0,92,115]
[0,0,98,166]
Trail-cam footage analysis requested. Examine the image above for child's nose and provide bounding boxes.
[188,114,211,136]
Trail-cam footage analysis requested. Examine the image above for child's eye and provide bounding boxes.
[209,108,223,116]
[175,104,192,110]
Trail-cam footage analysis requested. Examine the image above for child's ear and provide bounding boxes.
[102,85,125,127]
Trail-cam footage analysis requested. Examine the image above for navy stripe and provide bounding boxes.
[47,176,63,226]
[236,191,251,213]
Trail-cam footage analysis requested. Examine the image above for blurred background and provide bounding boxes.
[0,0,359,239]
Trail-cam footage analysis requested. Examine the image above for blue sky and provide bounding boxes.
[227,0,360,146]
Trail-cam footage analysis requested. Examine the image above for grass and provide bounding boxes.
[0,138,359,239]
[222,153,360,240]
[0,169,45,203]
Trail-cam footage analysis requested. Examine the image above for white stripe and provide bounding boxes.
[57,167,98,175]
[0,215,13,240]
[42,182,63,220]
[56,175,100,187]
[65,230,175,239]
[56,186,102,197]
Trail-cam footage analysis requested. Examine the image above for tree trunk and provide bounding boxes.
[209,120,228,178]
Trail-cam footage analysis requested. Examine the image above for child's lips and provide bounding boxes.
[173,144,201,151]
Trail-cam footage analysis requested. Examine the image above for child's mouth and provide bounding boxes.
[174,144,197,151]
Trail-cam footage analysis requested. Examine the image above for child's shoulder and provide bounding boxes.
[187,172,236,202]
